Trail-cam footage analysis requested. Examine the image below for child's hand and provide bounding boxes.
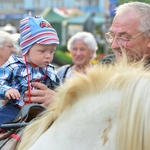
[5,88,21,100]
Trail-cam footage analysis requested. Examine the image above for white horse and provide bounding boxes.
[17,61,150,150]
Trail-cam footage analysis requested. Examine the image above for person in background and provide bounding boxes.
[57,31,98,82]
[100,2,150,65]
[0,31,16,106]
[0,31,16,66]
[0,15,60,125]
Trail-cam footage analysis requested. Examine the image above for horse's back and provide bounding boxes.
[29,89,121,150]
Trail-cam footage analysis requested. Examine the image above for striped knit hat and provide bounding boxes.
[20,15,59,55]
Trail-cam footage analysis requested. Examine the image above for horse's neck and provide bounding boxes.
[29,90,120,150]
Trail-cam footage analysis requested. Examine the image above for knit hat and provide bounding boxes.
[20,15,59,55]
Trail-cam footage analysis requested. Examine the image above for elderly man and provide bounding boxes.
[100,2,150,64]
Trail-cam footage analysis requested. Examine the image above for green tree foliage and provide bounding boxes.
[53,50,73,66]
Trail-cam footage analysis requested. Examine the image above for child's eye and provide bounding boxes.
[40,50,45,53]
[50,50,55,54]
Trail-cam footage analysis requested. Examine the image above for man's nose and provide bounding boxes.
[111,37,120,49]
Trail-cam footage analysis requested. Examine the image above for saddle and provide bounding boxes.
[0,103,46,150]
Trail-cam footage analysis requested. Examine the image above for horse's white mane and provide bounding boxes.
[17,61,150,150]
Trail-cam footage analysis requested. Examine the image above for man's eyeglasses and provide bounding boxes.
[105,29,150,46]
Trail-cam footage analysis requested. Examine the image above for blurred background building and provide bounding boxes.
[0,0,110,32]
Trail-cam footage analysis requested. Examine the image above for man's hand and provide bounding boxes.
[24,82,56,107]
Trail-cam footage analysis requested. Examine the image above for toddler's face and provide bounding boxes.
[26,43,57,67]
